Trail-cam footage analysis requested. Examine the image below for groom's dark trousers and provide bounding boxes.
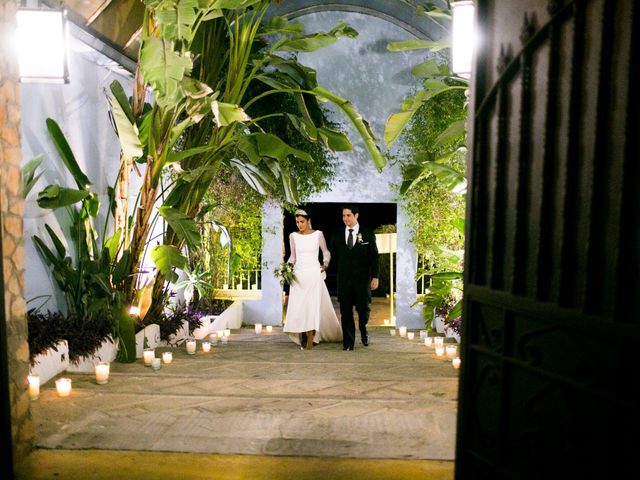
[331,227,379,350]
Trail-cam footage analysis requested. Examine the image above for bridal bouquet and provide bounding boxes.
[274,262,296,286]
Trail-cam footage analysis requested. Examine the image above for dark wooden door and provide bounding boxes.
[456,1,639,478]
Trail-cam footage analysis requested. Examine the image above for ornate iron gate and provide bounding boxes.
[457,0,639,478]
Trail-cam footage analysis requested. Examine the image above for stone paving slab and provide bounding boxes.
[32,328,459,460]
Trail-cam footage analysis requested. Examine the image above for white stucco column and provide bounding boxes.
[243,200,283,326]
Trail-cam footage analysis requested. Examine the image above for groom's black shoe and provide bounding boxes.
[343,346,353,351]
[362,335,369,346]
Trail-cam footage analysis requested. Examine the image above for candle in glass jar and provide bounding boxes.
[407,332,415,340]
[435,345,446,357]
[95,362,110,385]
[255,323,263,334]
[424,337,433,347]
[222,284,229,290]
[420,330,427,339]
[452,357,461,369]
[202,341,211,352]
[143,349,155,366]
[390,328,396,336]
[398,326,407,337]
[221,335,229,345]
[216,330,224,338]
[434,337,445,347]
[266,325,273,333]
[224,328,231,337]
[55,377,72,397]
[236,283,242,290]
[27,374,40,400]
[383,319,390,325]
[162,351,173,364]
[446,345,458,358]
[151,358,161,370]
[186,339,196,354]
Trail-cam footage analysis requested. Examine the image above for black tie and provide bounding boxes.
[347,229,354,249]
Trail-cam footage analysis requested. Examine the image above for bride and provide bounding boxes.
[283,208,342,349]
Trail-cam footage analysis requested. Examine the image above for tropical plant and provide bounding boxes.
[28,308,116,365]
[104,0,385,319]
[31,119,137,362]
[384,4,468,330]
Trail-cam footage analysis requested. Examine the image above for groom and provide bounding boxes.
[331,205,379,350]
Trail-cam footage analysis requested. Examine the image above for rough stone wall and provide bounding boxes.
[0,0,32,467]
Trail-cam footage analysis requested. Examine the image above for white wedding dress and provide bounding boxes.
[283,230,342,345]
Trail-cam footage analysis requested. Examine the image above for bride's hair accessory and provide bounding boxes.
[295,208,309,217]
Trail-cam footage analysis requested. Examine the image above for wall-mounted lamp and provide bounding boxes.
[451,0,476,78]
[16,2,69,83]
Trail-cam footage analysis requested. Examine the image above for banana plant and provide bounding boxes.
[384,4,468,328]
[105,0,387,316]
[32,118,137,362]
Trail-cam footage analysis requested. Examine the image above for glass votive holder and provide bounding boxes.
[424,337,433,347]
[255,323,263,334]
[407,332,415,340]
[143,348,155,366]
[390,328,396,336]
[95,362,110,385]
[202,341,211,352]
[186,339,197,355]
[221,335,229,345]
[266,325,273,333]
[419,330,427,339]
[209,334,219,345]
[151,358,161,370]
[162,351,173,364]
[446,345,458,358]
[55,377,72,397]
[452,357,461,369]
[435,345,446,357]
[434,337,445,347]
[398,326,407,337]
[383,319,390,325]
[224,328,231,337]
[27,374,40,400]
[216,330,224,338]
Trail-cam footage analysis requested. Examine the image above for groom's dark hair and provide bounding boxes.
[342,204,359,215]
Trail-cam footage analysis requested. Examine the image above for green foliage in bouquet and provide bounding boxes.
[274,262,296,287]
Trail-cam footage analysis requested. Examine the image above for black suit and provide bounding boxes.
[330,226,379,349]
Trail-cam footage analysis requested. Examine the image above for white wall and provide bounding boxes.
[21,34,135,313]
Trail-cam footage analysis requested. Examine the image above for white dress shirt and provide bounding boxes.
[345,223,360,245]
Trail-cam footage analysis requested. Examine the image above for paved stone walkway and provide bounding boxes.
[32,327,459,460]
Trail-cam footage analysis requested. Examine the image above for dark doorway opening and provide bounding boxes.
[283,202,397,296]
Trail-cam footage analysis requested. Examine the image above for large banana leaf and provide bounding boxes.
[150,244,187,283]
[108,82,143,160]
[22,154,44,198]
[158,206,201,247]
[387,39,449,52]
[139,37,193,108]
[275,21,358,52]
[312,86,385,171]
[255,133,313,162]
[36,185,89,209]
[211,101,250,127]
[46,118,91,189]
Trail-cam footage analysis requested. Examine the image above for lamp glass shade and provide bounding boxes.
[16,9,69,83]
[451,1,476,77]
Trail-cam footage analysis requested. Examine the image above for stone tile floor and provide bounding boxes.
[32,327,459,460]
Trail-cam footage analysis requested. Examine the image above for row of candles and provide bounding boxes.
[390,326,461,369]
[27,328,238,400]
[253,323,273,334]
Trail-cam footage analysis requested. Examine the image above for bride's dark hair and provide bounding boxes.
[294,208,312,229]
